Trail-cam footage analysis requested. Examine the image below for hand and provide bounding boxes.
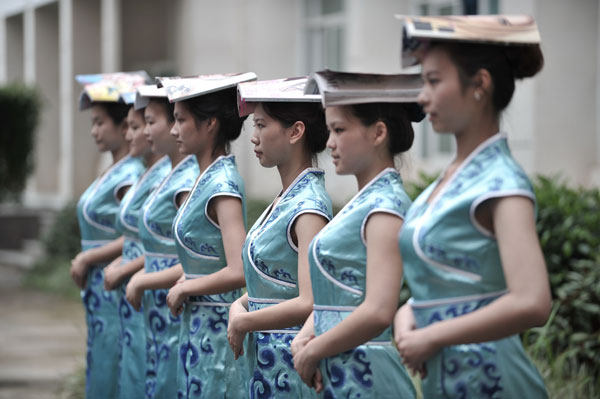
[395,327,438,378]
[393,303,417,341]
[166,281,187,317]
[70,252,89,289]
[125,272,145,311]
[292,336,320,390]
[103,257,123,291]
[227,300,248,359]
[312,368,323,393]
[291,332,313,356]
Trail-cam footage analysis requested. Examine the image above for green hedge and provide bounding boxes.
[0,84,41,201]
[406,172,600,385]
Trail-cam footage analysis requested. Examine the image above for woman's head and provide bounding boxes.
[250,102,327,168]
[325,103,415,176]
[125,106,149,157]
[171,87,247,156]
[89,102,129,152]
[418,41,543,133]
[144,98,175,155]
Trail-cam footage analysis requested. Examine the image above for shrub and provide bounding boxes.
[0,84,41,201]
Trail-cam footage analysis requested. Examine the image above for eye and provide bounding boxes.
[426,77,440,86]
[334,127,344,134]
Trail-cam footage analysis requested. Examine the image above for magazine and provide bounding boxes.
[237,76,321,116]
[157,72,257,102]
[304,69,422,107]
[134,85,167,110]
[76,71,150,109]
[396,15,541,67]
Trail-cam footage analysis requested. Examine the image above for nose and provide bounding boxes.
[326,133,335,150]
[143,124,151,138]
[417,88,428,107]
[250,129,259,145]
[91,125,98,138]
[170,123,178,138]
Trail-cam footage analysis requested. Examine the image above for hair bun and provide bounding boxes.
[504,44,544,79]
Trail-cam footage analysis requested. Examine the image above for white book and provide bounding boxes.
[157,72,257,102]
[237,77,321,116]
[134,85,167,110]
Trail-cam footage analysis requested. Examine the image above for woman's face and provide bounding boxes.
[90,105,125,153]
[325,106,373,176]
[125,107,150,157]
[171,102,206,156]
[250,103,292,168]
[417,46,478,134]
[144,101,174,155]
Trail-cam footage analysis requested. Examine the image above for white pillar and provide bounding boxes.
[101,0,120,72]
[23,6,35,84]
[59,0,74,202]
[0,17,6,83]
[594,2,600,185]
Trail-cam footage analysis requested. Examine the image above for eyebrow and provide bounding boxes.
[253,117,264,122]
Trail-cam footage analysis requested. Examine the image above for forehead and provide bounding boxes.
[421,46,456,74]
[325,105,353,123]
[252,103,266,119]
[90,104,109,118]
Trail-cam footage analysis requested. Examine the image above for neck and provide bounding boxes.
[355,156,394,191]
[111,145,129,164]
[196,147,226,172]
[143,151,162,168]
[277,153,313,194]
[168,148,186,168]
[453,110,499,162]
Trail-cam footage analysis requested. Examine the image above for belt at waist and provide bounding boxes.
[248,296,302,333]
[409,290,507,328]
[313,305,392,344]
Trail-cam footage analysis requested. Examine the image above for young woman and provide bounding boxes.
[227,79,332,398]
[394,15,551,399]
[71,91,145,399]
[291,71,424,399]
[124,94,199,399]
[162,82,250,399]
[103,97,172,399]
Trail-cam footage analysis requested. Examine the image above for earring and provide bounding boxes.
[474,91,481,101]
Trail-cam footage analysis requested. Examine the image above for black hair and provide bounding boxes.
[261,102,328,155]
[96,102,129,125]
[431,41,544,113]
[180,87,247,154]
[147,97,175,123]
[349,103,416,155]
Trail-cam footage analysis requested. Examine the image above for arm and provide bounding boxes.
[166,196,246,315]
[70,236,125,288]
[293,213,405,386]
[125,263,184,311]
[291,310,315,356]
[227,214,327,357]
[395,196,551,371]
[104,255,145,290]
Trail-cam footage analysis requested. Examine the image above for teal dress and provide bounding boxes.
[173,155,247,399]
[138,154,199,399]
[76,155,144,399]
[398,133,548,399]
[309,168,416,399]
[243,168,332,399]
[114,155,171,399]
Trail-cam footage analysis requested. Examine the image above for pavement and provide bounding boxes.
[0,264,86,399]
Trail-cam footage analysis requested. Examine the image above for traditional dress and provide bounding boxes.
[76,155,144,399]
[138,154,199,399]
[399,133,548,399]
[243,168,332,398]
[114,155,171,399]
[173,155,247,399]
[309,168,416,399]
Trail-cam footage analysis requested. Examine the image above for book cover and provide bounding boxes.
[158,72,257,102]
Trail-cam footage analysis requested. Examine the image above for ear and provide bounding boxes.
[206,117,219,135]
[371,120,388,148]
[119,120,128,137]
[288,121,306,145]
[473,68,493,98]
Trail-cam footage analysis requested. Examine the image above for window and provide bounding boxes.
[302,0,346,74]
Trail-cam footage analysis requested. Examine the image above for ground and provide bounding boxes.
[0,264,85,399]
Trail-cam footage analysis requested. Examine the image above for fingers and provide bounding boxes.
[313,369,323,393]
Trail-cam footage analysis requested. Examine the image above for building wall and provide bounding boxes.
[1,0,599,210]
